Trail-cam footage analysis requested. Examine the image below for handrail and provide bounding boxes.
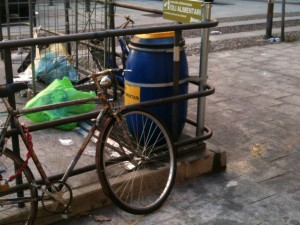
[5,84,214,136]
[0,21,218,49]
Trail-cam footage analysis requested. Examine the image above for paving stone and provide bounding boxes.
[271,103,300,117]
[259,173,300,194]
[245,191,300,225]
[273,152,300,177]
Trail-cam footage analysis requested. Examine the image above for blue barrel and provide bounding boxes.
[124,31,188,139]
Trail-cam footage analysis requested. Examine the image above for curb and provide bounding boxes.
[29,145,227,225]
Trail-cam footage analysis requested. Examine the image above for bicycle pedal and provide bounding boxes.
[0,182,9,192]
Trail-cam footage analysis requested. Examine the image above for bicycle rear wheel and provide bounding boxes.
[0,149,38,225]
[96,107,176,214]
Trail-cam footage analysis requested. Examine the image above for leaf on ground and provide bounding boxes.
[94,215,111,222]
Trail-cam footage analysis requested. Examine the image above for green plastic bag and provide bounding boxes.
[24,77,96,130]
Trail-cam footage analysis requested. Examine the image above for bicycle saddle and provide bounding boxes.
[0,83,28,97]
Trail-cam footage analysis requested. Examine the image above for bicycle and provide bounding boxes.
[0,68,176,225]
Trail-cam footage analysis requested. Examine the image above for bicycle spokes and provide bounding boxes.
[97,108,176,214]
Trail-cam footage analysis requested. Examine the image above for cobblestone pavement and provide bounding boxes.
[51,41,300,225]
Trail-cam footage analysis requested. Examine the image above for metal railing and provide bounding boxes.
[0,1,218,179]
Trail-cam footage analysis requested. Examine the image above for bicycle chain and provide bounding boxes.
[1,124,33,184]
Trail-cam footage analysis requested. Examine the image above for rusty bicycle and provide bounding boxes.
[0,68,176,225]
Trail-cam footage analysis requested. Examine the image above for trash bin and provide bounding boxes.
[124,31,188,139]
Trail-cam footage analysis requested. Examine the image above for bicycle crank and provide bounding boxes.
[41,181,73,214]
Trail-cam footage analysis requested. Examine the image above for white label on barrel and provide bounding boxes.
[125,83,140,105]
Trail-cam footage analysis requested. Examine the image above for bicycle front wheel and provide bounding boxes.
[96,107,176,214]
[0,149,38,225]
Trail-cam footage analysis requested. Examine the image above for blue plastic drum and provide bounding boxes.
[124,31,188,139]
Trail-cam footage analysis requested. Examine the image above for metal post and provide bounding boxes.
[29,0,36,95]
[103,0,108,68]
[0,17,3,60]
[266,0,274,39]
[85,0,91,12]
[29,0,36,27]
[4,49,17,130]
[281,0,286,41]
[108,0,117,68]
[172,30,181,140]
[5,0,11,39]
[75,0,79,74]
[4,48,24,203]
[197,1,211,137]
[49,0,54,6]
[64,0,71,54]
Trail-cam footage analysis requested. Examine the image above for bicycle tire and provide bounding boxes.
[0,148,38,225]
[96,107,176,214]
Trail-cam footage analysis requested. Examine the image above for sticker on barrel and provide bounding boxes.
[125,83,140,105]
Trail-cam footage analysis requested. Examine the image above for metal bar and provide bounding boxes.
[8,121,211,193]
[29,0,36,94]
[172,30,181,140]
[85,0,91,12]
[129,84,214,108]
[4,48,15,107]
[281,0,286,41]
[4,48,24,201]
[197,2,211,137]
[17,97,97,115]
[5,84,214,137]
[64,0,71,54]
[104,0,108,68]
[186,117,197,127]
[0,16,3,60]
[109,0,117,68]
[29,0,36,27]
[8,122,211,193]
[0,21,218,49]
[6,111,100,136]
[174,126,212,148]
[4,0,10,39]
[266,0,274,39]
[75,0,79,73]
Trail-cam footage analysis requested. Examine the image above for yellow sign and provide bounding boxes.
[163,0,203,23]
[125,83,140,105]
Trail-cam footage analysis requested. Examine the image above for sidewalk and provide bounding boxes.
[1,1,300,224]
[52,40,300,225]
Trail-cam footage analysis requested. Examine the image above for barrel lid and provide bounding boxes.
[130,31,184,49]
[135,31,175,39]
